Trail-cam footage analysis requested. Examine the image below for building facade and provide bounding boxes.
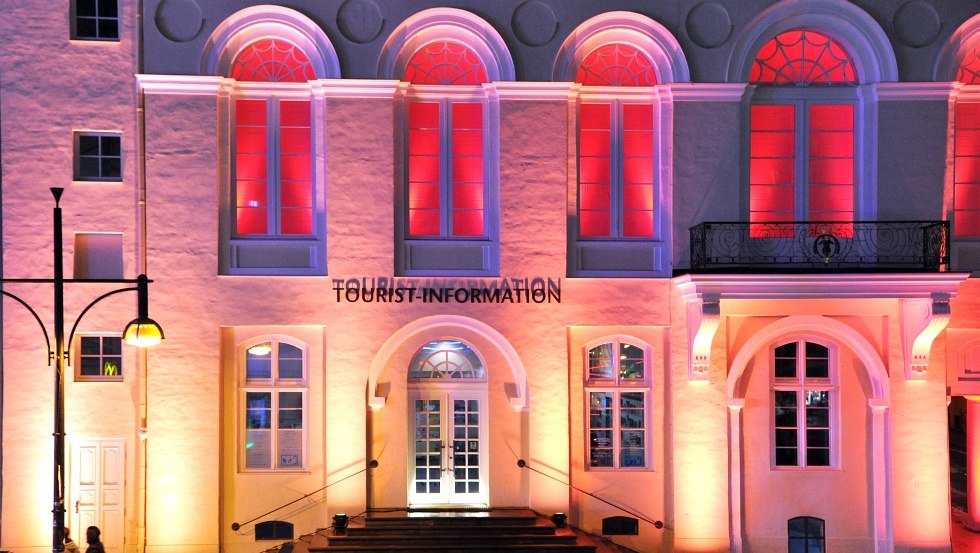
[3,1,980,552]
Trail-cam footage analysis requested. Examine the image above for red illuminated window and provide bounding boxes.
[576,45,657,240]
[749,29,856,236]
[957,47,980,85]
[750,30,856,86]
[405,41,488,85]
[954,42,980,238]
[772,340,836,469]
[408,101,485,237]
[231,39,314,238]
[404,42,488,239]
[576,44,658,86]
[231,38,316,82]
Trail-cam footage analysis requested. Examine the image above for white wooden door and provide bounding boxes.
[72,439,124,552]
[409,388,488,506]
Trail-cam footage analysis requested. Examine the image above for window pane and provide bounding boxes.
[246,344,273,380]
[806,448,830,466]
[619,343,644,380]
[776,447,798,466]
[246,392,272,429]
[588,344,614,379]
[278,342,304,379]
[81,336,101,355]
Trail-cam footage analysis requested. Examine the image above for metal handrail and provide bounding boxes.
[517,459,664,529]
[231,459,378,531]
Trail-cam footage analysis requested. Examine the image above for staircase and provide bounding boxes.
[268,509,633,553]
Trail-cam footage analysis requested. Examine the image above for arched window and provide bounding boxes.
[788,516,826,552]
[405,41,488,241]
[408,339,486,379]
[383,9,511,276]
[749,30,857,233]
[576,44,657,241]
[207,6,336,276]
[772,339,837,468]
[951,39,980,237]
[557,13,687,277]
[231,39,314,238]
[585,338,650,469]
[239,337,308,471]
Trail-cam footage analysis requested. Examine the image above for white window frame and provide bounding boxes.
[395,85,500,276]
[239,336,309,472]
[73,333,124,382]
[584,336,652,470]
[747,87,867,222]
[219,82,327,276]
[770,337,839,470]
[73,131,123,182]
[576,88,664,241]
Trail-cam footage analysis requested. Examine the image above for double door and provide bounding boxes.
[409,387,487,506]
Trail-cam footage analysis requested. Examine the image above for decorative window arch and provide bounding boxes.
[731,0,893,230]
[556,12,687,277]
[205,7,337,275]
[408,339,486,380]
[382,9,511,276]
[238,335,309,471]
[938,15,980,238]
[584,336,652,469]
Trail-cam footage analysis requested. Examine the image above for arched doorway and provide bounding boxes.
[407,339,489,506]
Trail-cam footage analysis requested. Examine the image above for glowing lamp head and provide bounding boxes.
[124,274,165,347]
[123,317,165,347]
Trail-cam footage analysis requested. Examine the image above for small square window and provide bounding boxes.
[76,335,123,381]
[74,132,122,181]
[72,0,119,41]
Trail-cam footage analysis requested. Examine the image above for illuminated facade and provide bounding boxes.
[3,1,980,552]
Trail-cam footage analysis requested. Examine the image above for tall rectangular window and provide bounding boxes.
[241,339,308,471]
[586,340,649,469]
[773,340,835,468]
[234,98,313,237]
[578,102,655,238]
[749,102,854,234]
[72,0,119,41]
[955,102,980,237]
[407,100,485,238]
[74,132,122,182]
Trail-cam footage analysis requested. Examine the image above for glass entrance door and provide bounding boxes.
[409,389,487,506]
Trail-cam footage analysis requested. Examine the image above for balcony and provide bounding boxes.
[688,221,949,273]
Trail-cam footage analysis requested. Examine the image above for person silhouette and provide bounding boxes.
[63,527,80,553]
[85,526,105,553]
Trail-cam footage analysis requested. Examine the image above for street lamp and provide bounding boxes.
[1,187,164,553]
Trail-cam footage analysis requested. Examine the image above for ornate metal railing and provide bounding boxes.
[689,221,949,272]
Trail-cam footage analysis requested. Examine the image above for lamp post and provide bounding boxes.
[1,188,164,553]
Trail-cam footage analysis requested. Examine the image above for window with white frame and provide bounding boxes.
[240,338,308,471]
[74,132,122,182]
[748,30,859,236]
[221,36,325,275]
[555,15,685,278]
[585,338,650,469]
[772,339,836,468]
[71,0,119,41]
[75,334,123,381]
[398,40,499,276]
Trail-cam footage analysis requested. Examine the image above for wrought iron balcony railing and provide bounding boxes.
[689,221,949,272]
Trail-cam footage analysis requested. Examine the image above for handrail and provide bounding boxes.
[517,459,664,529]
[231,459,378,531]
